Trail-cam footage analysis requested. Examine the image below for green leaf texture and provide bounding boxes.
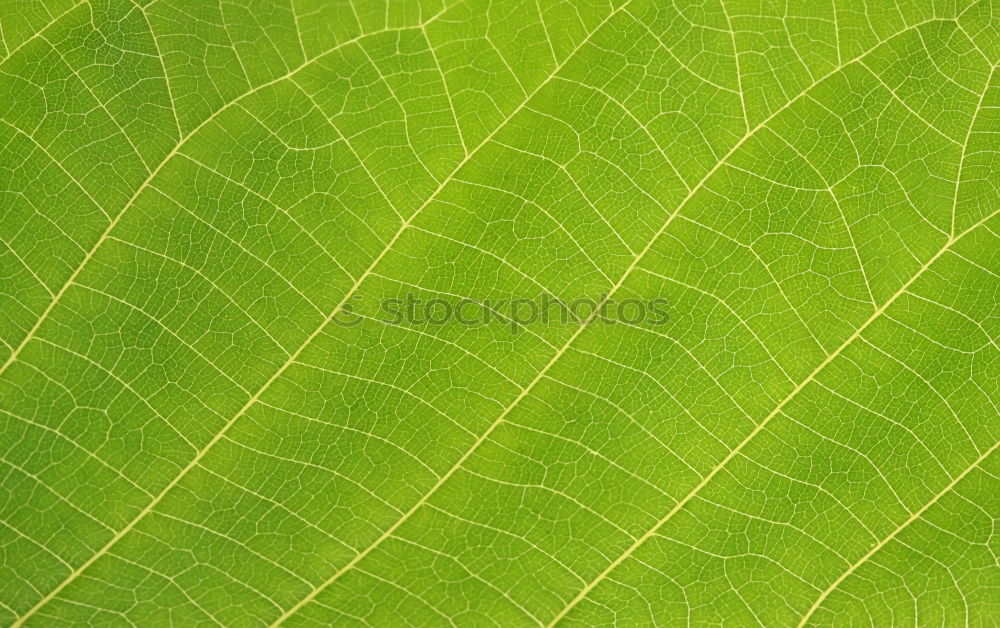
[1,0,999,625]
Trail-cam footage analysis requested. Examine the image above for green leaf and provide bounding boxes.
[1,0,998,625]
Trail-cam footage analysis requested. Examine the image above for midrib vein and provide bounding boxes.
[9,2,632,624]
[546,209,998,626]
[270,15,957,626]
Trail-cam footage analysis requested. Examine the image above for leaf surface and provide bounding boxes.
[1,0,998,625]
